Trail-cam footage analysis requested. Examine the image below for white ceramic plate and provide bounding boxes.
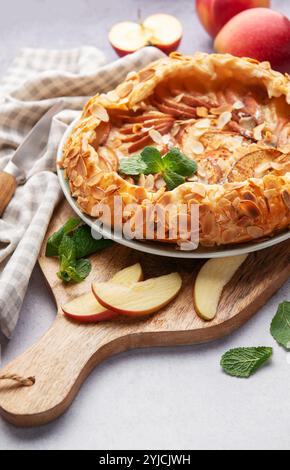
[57,118,290,258]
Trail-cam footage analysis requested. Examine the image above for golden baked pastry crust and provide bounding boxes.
[60,52,290,247]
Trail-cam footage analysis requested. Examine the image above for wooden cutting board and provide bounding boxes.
[0,200,289,427]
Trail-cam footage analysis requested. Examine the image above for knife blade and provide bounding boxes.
[0,102,63,216]
[4,101,64,182]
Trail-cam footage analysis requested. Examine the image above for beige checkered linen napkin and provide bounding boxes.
[0,46,164,338]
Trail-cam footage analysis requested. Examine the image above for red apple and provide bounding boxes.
[62,263,143,323]
[109,14,183,57]
[214,8,290,73]
[92,272,182,317]
[196,0,270,38]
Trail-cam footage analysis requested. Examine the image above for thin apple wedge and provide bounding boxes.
[93,272,182,317]
[194,255,248,321]
[62,263,143,323]
[62,292,116,323]
[109,262,143,284]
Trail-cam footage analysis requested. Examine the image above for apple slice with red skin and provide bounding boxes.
[62,263,143,323]
[62,292,117,323]
[92,272,182,317]
[109,14,183,57]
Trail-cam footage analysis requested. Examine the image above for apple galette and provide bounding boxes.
[61,52,290,247]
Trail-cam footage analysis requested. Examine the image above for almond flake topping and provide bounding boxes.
[282,189,290,209]
[196,107,208,117]
[171,125,180,137]
[239,116,256,130]
[191,140,205,155]
[73,175,83,188]
[106,90,119,102]
[211,104,232,115]
[175,93,185,103]
[232,100,244,110]
[149,129,164,145]
[116,81,134,99]
[144,174,155,190]
[195,118,211,129]
[87,172,103,187]
[217,112,232,129]
[92,104,109,122]
[189,183,206,197]
[246,226,264,238]
[105,184,119,195]
[253,123,265,141]
[155,177,166,190]
[126,71,138,81]
[138,68,156,82]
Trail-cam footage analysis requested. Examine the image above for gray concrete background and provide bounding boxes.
[0,0,289,451]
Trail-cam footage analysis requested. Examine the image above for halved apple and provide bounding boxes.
[193,255,248,321]
[93,272,182,317]
[109,14,183,57]
[143,14,183,54]
[62,263,143,323]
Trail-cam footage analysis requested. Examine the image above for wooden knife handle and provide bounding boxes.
[0,172,17,216]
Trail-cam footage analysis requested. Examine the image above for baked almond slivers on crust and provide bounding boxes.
[61,53,290,248]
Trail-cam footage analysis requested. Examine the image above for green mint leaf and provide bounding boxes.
[45,217,80,257]
[62,217,81,234]
[75,259,92,280]
[57,234,92,283]
[270,301,290,349]
[72,225,113,259]
[57,270,71,283]
[140,147,164,174]
[220,347,273,378]
[119,146,198,191]
[163,170,185,191]
[119,155,148,176]
[162,148,197,177]
[47,218,113,284]
[58,234,76,268]
[57,234,77,283]
[64,259,92,283]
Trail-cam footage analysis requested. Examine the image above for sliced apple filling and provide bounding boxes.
[99,78,289,193]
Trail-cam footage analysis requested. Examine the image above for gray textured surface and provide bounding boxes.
[0,0,289,451]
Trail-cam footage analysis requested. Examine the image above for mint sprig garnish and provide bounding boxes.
[59,258,92,284]
[270,301,290,349]
[45,217,80,257]
[141,147,164,174]
[119,155,147,176]
[162,147,197,176]
[119,146,197,190]
[46,217,113,283]
[57,233,92,284]
[163,170,185,191]
[220,347,273,378]
[57,234,80,283]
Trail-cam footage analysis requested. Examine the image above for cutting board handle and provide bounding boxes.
[0,172,16,216]
[0,313,129,427]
